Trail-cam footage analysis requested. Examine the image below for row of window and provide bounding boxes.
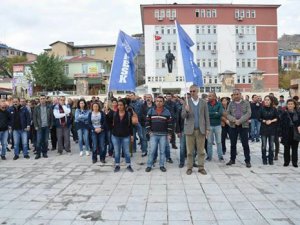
[235,26,256,35]
[155,26,177,35]
[196,42,217,51]
[235,9,256,19]
[196,25,217,35]
[236,42,256,51]
[156,59,177,69]
[196,59,218,68]
[155,42,177,52]
[80,49,95,56]
[195,9,217,18]
[147,76,184,82]
[236,59,257,68]
[154,9,177,20]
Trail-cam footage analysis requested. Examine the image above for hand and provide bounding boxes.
[235,120,241,126]
[35,127,38,131]
[185,104,190,112]
[130,136,134,143]
[298,126,300,133]
[168,135,172,141]
[206,130,210,139]
[226,120,230,125]
[266,120,271,125]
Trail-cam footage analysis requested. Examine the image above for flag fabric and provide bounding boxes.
[154,35,162,41]
[175,20,203,87]
[108,31,141,91]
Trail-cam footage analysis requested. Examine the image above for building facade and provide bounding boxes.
[278,50,300,71]
[140,4,280,94]
[45,41,115,64]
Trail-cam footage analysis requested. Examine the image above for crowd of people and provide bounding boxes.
[0,86,300,175]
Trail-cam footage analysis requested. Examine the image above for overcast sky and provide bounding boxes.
[0,0,298,54]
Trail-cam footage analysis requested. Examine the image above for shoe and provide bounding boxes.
[142,152,147,157]
[13,155,19,160]
[283,163,289,167]
[86,151,90,156]
[114,166,120,172]
[269,161,274,165]
[198,168,207,175]
[92,159,97,164]
[179,164,184,168]
[226,160,235,166]
[1,155,6,160]
[172,144,178,149]
[24,155,30,159]
[293,164,298,168]
[263,161,267,165]
[51,147,56,151]
[274,155,278,161]
[219,157,224,162]
[100,159,106,163]
[127,165,134,172]
[80,152,83,157]
[256,138,260,142]
[57,152,63,156]
[145,167,152,172]
[251,139,255,142]
[43,154,48,158]
[160,166,167,172]
[186,169,192,175]
[193,163,198,168]
[246,162,251,168]
[167,158,173,163]
[206,157,211,161]
[6,147,11,152]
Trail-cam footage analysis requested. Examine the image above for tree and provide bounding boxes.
[30,53,67,90]
[279,65,300,90]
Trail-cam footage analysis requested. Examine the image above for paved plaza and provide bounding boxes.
[0,140,300,225]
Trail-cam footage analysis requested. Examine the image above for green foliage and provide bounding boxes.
[30,53,67,90]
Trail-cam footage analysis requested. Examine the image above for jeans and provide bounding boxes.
[91,131,105,161]
[112,135,131,165]
[0,130,8,156]
[133,123,147,153]
[13,130,28,156]
[36,127,49,156]
[77,128,90,152]
[147,134,167,167]
[105,130,114,156]
[251,119,261,140]
[261,135,274,163]
[207,125,223,160]
[221,125,229,154]
[229,126,251,163]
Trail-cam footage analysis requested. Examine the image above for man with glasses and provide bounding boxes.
[33,95,53,159]
[226,89,252,168]
[181,85,210,175]
[53,96,71,155]
[145,96,173,172]
[8,98,31,160]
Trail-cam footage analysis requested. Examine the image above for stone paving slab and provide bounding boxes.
[0,140,300,225]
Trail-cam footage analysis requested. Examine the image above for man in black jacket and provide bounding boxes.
[0,100,9,160]
[250,94,262,142]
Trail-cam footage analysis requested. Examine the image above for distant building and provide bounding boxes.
[0,43,37,61]
[12,61,34,97]
[278,50,300,71]
[44,41,115,64]
[278,34,300,51]
[132,33,145,87]
[141,3,280,94]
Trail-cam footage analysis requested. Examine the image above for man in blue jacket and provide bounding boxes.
[8,98,31,160]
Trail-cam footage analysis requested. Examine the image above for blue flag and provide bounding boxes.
[108,31,141,91]
[175,20,203,87]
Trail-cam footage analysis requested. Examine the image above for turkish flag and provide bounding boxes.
[154,35,162,41]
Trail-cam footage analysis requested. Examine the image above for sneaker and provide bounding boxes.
[43,154,48,158]
[1,155,6,160]
[142,152,147,157]
[145,167,152,172]
[226,160,235,166]
[179,164,184,168]
[186,169,192,175]
[80,152,83,157]
[246,162,251,168]
[127,165,134,172]
[167,158,173,164]
[160,166,167,172]
[35,155,41,160]
[13,155,19,160]
[114,166,120,172]
[24,155,30,159]
[86,151,90,156]
[198,168,207,175]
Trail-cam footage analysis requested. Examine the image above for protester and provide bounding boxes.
[221,97,230,155]
[0,99,9,160]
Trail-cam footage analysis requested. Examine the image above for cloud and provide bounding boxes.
[0,0,299,54]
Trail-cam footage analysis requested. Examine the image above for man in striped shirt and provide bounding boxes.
[145,96,173,172]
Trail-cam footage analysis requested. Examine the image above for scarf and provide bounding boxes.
[59,104,66,127]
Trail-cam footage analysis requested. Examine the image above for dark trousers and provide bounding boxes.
[274,133,280,154]
[229,126,251,163]
[284,141,299,165]
[261,135,274,163]
[221,125,229,154]
[50,127,57,149]
[36,127,49,156]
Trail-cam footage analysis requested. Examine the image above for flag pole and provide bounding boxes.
[175,20,189,102]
